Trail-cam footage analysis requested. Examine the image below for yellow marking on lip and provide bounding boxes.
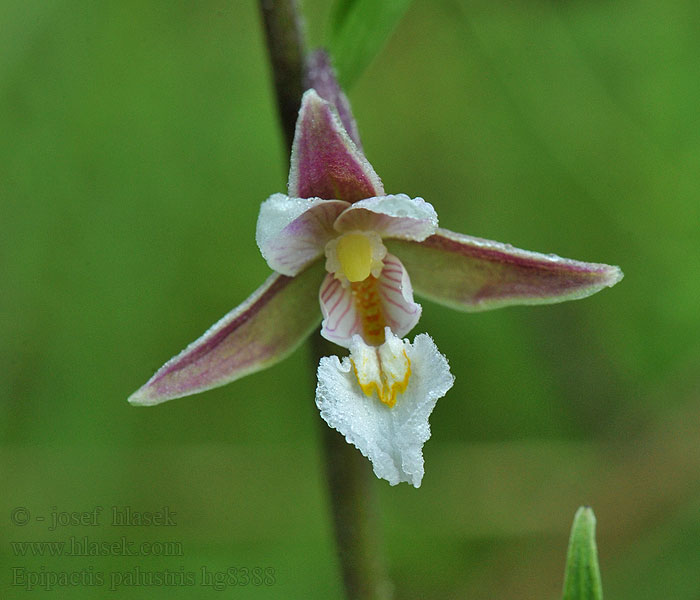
[350,276,386,346]
[351,349,411,408]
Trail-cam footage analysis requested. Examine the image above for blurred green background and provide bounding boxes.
[2,0,699,598]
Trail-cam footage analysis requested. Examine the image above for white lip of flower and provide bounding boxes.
[316,327,454,487]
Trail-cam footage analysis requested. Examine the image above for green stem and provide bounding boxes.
[259,3,391,597]
[259,0,306,152]
[312,335,393,600]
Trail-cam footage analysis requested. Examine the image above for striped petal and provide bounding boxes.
[318,274,361,347]
[128,262,325,406]
[256,193,349,276]
[387,228,624,311]
[319,253,421,348]
[334,194,438,241]
[288,89,384,202]
[378,254,422,337]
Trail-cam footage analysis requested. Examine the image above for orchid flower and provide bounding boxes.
[129,82,622,487]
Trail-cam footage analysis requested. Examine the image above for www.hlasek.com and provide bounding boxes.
[12,566,277,591]
[11,536,183,557]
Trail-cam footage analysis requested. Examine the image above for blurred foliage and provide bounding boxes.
[2,0,700,598]
[329,0,414,87]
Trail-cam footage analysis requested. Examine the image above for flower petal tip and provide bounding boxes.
[126,370,205,407]
[288,90,384,202]
[603,264,624,288]
[127,386,159,407]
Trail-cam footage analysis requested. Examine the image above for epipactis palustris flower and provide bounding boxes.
[129,82,622,487]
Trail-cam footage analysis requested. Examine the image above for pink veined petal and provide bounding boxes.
[256,194,350,276]
[318,254,422,348]
[334,194,438,241]
[386,228,624,311]
[318,273,361,348]
[128,262,326,406]
[377,254,422,337]
[288,89,384,202]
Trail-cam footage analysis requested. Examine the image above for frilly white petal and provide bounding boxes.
[256,193,350,276]
[316,330,454,487]
[333,194,438,241]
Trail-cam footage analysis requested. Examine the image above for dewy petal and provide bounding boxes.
[256,193,350,276]
[318,254,421,348]
[316,329,454,487]
[334,194,438,242]
[128,262,325,406]
[288,89,384,202]
[377,254,422,337]
[386,228,624,311]
[318,273,361,347]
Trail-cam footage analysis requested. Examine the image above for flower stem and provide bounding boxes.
[312,335,393,600]
[259,3,391,597]
[259,0,306,152]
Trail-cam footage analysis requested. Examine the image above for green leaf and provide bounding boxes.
[328,0,414,88]
[562,507,604,600]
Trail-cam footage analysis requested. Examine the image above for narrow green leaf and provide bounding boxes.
[328,0,414,88]
[562,507,604,600]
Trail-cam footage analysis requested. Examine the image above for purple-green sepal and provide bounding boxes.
[128,262,325,406]
[288,89,384,202]
[305,50,362,149]
[387,228,623,311]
